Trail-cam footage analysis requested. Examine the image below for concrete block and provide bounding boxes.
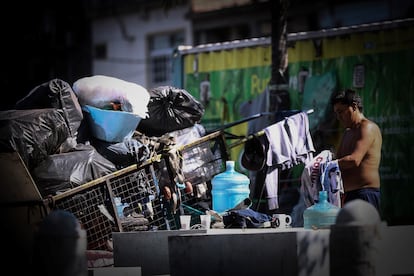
[168,228,328,276]
[375,225,414,276]
[113,229,205,276]
[297,229,330,276]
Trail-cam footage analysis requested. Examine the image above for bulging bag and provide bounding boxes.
[137,86,204,137]
[72,75,150,119]
[14,78,83,138]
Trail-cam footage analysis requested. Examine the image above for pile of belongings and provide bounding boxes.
[0,75,205,198]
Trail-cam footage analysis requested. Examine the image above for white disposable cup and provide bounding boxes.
[180,215,191,230]
[273,214,292,228]
[200,214,211,229]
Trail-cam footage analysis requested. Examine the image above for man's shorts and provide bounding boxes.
[342,187,380,212]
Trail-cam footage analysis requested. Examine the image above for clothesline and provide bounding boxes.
[228,108,314,149]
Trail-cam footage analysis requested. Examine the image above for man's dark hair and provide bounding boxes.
[330,88,363,112]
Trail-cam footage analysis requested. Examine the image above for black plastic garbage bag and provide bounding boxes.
[14,78,83,138]
[0,108,70,170]
[91,137,150,170]
[32,144,117,196]
[136,86,204,137]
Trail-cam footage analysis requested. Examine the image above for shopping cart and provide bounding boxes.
[49,157,173,250]
[166,130,229,226]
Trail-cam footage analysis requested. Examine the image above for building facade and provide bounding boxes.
[87,0,413,89]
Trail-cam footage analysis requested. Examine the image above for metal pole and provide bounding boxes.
[269,0,290,115]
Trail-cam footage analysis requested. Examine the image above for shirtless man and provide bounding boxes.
[331,89,382,212]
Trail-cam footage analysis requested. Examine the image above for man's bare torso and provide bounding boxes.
[337,119,382,191]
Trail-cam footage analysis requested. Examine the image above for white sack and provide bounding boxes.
[72,75,150,118]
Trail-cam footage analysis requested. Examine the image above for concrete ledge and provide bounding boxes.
[375,225,414,276]
[88,267,142,276]
[167,226,414,276]
[168,228,328,276]
[113,226,414,276]
[113,229,205,276]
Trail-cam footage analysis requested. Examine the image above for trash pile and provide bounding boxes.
[0,75,205,199]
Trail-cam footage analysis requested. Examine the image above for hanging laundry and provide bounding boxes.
[300,150,343,208]
[320,159,343,207]
[263,111,315,210]
[289,112,315,164]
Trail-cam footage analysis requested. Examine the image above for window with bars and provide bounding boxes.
[148,31,184,87]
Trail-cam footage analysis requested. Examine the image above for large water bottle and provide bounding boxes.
[303,190,340,229]
[211,160,250,213]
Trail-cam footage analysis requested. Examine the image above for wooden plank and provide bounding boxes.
[0,152,42,203]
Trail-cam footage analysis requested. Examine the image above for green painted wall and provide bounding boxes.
[178,23,414,224]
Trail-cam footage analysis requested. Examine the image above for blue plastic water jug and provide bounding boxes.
[211,160,250,213]
[303,190,340,229]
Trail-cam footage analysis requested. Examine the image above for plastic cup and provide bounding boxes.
[200,214,211,229]
[180,215,191,230]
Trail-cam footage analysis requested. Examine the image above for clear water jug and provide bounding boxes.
[211,160,250,213]
[303,190,340,229]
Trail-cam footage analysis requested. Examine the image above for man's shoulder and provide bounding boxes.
[361,119,382,141]
[362,118,380,130]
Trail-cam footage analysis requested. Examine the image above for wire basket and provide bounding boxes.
[106,159,175,231]
[50,158,175,249]
[49,131,229,243]
[177,131,229,225]
[51,180,116,250]
[180,131,228,186]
